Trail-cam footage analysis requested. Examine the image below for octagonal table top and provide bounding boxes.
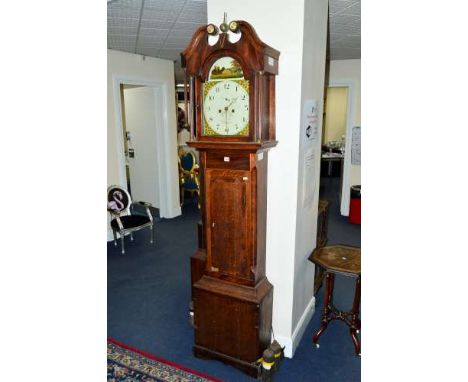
[308,245,360,276]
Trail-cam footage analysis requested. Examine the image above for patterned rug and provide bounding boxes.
[107,338,221,382]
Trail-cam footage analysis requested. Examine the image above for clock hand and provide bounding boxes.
[225,107,229,133]
[221,96,239,132]
[222,96,237,110]
[227,97,238,109]
[223,103,230,127]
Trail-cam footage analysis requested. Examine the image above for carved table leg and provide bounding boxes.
[350,275,361,355]
[313,272,335,346]
[314,265,324,295]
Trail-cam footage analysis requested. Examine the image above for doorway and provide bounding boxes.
[320,82,355,216]
[323,87,348,145]
[120,84,160,208]
[112,76,181,220]
[320,86,349,207]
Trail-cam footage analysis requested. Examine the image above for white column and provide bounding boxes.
[207,0,328,357]
[292,0,329,357]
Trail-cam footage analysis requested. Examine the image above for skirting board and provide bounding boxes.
[275,295,316,358]
[162,205,182,219]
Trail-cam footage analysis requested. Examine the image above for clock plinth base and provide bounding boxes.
[193,345,262,378]
[193,276,273,378]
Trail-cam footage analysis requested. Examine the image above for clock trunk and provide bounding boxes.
[205,168,252,282]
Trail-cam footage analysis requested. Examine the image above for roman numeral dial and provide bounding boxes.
[203,79,249,136]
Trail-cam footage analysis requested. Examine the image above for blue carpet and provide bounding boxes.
[108,178,360,381]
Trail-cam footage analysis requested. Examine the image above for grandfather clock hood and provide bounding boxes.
[181,20,280,145]
[181,20,280,77]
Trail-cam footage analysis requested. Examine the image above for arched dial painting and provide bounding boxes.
[202,56,249,136]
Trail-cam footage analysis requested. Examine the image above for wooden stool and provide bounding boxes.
[308,245,361,355]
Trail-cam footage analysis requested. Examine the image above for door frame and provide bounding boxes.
[112,74,181,219]
[326,80,356,216]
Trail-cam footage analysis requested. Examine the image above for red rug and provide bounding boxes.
[107,338,221,382]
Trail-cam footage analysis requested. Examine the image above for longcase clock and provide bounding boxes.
[181,18,280,378]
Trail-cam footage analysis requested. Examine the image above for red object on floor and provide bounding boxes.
[349,197,361,224]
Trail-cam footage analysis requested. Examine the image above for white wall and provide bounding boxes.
[207,0,328,358]
[292,0,328,354]
[107,49,180,239]
[329,59,361,186]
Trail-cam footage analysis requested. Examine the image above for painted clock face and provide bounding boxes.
[203,57,249,136]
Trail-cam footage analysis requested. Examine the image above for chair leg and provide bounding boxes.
[150,224,154,244]
[112,230,117,246]
[313,273,335,346]
[350,276,361,355]
[180,188,185,207]
[130,232,134,241]
[120,233,125,255]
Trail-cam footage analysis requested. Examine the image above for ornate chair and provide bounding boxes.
[107,185,155,254]
[178,151,200,208]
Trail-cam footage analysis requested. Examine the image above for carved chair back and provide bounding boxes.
[107,185,132,217]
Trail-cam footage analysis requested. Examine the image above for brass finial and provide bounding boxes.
[220,12,229,33]
[229,20,239,33]
[206,23,219,36]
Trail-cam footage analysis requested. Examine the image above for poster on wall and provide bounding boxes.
[302,147,316,209]
[302,99,319,147]
[301,99,320,208]
[351,126,361,165]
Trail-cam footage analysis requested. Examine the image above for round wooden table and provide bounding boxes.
[308,245,361,355]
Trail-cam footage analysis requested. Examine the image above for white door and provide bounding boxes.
[123,86,160,207]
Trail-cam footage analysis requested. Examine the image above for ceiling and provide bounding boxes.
[108,0,360,82]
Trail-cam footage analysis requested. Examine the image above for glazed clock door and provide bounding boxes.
[205,168,252,281]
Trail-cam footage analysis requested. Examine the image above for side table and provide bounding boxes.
[308,245,361,355]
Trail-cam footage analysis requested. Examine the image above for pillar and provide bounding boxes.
[207,0,328,357]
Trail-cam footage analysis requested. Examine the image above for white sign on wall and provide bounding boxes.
[301,99,320,208]
[302,99,319,147]
[302,147,316,208]
[351,126,361,165]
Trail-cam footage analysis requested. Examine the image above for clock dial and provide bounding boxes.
[203,79,249,136]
